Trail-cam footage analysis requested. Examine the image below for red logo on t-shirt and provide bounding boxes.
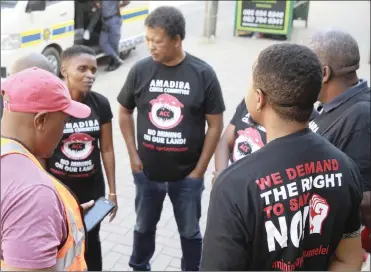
[148,94,184,130]
[61,133,95,160]
[232,127,264,161]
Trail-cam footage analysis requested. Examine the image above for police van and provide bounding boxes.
[0,0,149,78]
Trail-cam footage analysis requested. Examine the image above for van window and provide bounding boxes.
[46,0,61,6]
[0,0,17,9]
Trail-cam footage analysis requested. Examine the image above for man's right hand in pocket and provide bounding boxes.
[131,153,143,173]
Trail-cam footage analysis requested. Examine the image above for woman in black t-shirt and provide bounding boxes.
[213,99,266,183]
[46,45,117,271]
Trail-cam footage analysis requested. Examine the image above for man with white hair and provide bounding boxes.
[309,29,370,257]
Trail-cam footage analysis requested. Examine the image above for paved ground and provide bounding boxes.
[89,1,370,270]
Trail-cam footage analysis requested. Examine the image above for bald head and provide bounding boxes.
[11,53,54,75]
[309,29,360,76]
[1,53,54,121]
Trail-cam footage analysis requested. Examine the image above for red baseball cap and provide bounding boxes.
[1,67,91,118]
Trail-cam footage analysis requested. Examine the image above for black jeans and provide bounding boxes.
[61,171,106,271]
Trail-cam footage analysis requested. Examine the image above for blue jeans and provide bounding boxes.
[129,171,204,271]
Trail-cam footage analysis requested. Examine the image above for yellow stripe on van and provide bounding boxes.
[21,40,42,48]
[124,14,148,23]
[21,29,43,36]
[52,20,74,30]
[51,31,74,40]
[121,6,149,23]
[121,6,149,15]
[18,5,148,48]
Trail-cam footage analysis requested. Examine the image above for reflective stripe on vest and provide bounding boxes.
[56,207,85,270]
[0,139,31,157]
[1,138,87,271]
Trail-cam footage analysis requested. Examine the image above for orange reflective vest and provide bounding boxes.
[0,137,87,271]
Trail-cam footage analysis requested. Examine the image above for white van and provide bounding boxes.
[0,0,149,77]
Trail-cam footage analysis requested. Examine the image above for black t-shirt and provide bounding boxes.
[229,99,266,163]
[310,84,370,191]
[117,54,225,182]
[228,99,318,163]
[201,129,363,271]
[47,91,113,181]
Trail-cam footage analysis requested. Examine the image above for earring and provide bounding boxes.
[256,108,261,112]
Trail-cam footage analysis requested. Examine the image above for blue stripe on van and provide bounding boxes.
[122,9,149,20]
[52,27,66,36]
[21,33,41,44]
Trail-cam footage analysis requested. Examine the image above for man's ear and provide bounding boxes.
[34,112,49,132]
[323,66,331,83]
[256,88,266,112]
[173,35,182,49]
[60,65,67,79]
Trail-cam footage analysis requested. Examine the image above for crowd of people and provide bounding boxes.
[1,5,370,272]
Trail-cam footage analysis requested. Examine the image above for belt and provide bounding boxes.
[103,14,120,21]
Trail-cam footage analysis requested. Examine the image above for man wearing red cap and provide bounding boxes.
[1,67,92,271]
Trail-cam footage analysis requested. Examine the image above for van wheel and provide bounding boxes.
[42,47,61,76]
[120,49,132,60]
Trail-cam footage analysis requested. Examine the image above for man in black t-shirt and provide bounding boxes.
[117,6,225,271]
[201,43,364,271]
[308,30,371,233]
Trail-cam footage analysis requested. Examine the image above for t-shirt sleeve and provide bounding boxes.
[337,127,371,191]
[1,185,66,269]
[99,94,113,125]
[230,99,246,125]
[204,68,226,115]
[117,65,137,110]
[201,173,252,270]
[342,159,364,238]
